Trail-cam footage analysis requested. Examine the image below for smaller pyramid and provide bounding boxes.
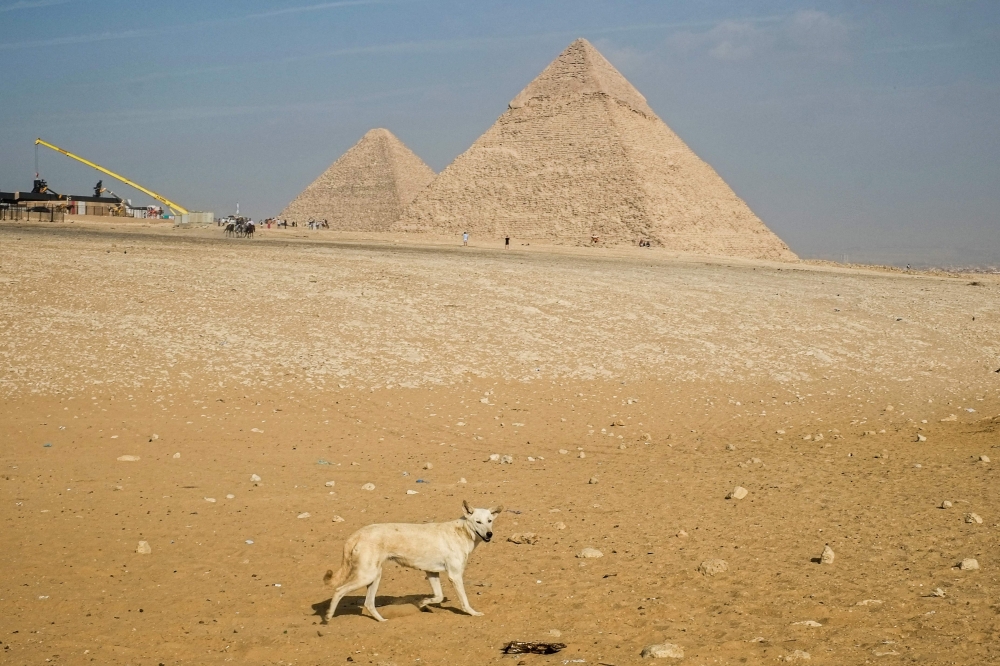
[279,129,435,230]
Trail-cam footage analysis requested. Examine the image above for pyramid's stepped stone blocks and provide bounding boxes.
[397,38,796,261]
[280,128,435,231]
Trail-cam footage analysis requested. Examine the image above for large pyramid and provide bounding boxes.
[397,39,796,260]
[280,128,435,230]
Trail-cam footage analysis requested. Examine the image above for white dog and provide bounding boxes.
[323,500,503,622]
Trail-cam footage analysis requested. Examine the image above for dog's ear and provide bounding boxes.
[490,505,504,516]
[462,499,473,515]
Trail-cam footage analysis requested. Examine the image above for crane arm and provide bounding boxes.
[34,138,189,215]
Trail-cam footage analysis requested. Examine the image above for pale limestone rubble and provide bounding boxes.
[280,128,435,230]
[397,38,797,260]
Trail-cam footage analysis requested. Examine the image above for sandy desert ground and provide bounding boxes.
[1,220,998,665]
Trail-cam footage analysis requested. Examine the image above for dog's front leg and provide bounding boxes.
[446,570,483,616]
[419,572,445,608]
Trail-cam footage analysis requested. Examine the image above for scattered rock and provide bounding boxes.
[331,515,345,522]
[150,434,159,441]
[726,443,736,451]
[423,462,433,470]
[459,477,467,484]
[558,449,568,454]
[641,432,652,441]
[501,455,514,464]
[618,443,627,450]
[965,512,983,524]
[814,433,824,441]
[406,490,418,495]
[204,497,216,503]
[802,434,812,441]
[172,452,180,459]
[980,455,991,463]
[941,500,953,509]
[916,434,926,442]
[784,650,811,661]
[959,558,980,571]
[226,494,235,499]
[791,620,822,627]
[940,414,957,422]
[325,481,335,487]
[641,642,684,659]
[250,474,261,482]
[553,522,566,530]
[613,420,625,427]
[361,483,375,491]
[527,456,535,461]
[136,541,151,555]
[931,587,946,597]
[776,429,786,435]
[588,477,599,484]
[548,629,562,638]
[820,545,835,565]
[298,512,310,519]
[487,453,500,462]
[117,455,140,462]
[727,486,748,500]
[699,559,729,576]
[578,451,586,459]
[677,530,688,538]
[576,547,603,559]
[507,533,539,545]
[856,599,883,606]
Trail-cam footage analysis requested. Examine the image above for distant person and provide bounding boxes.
[505,235,510,249]
[463,231,469,246]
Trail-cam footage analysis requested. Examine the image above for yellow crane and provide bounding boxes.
[34,138,189,215]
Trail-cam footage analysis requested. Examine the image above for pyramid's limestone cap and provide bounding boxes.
[509,38,655,117]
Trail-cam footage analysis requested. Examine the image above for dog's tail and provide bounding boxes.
[323,537,355,587]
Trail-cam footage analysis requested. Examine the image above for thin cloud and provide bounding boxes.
[246,0,390,19]
[0,0,71,12]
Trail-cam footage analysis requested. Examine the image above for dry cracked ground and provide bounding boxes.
[1,221,999,666]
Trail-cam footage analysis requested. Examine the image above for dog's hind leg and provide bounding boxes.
[419,572,445,608]
[363,568,386,622]
[446,569,483,617]
[325,567,376,622]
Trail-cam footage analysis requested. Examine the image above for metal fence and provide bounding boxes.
[0,206,65,222]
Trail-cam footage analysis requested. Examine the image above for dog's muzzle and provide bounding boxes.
[483,532,493,542]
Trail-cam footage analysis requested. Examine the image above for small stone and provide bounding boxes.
[965,512,983,524]
[331,515,345,522]
[136,541,151,555]
[459,477,467,484]
[820,545,835,564]
[548,629,562,638]
[641,642,684,659]
[361,483,375,491]
[559,449,568,454]
[940,414,957,422]
[297,512,310,519]
[589,477,599,484]
[776,429,786,435]
[487,453,500,462]
[791,620,822,627]
[325,481,335,487]
[423,462,433,470]
[117,455,140,462]
[150,434,159,441]
[784,650,811,661]
[856,599,883,606]
[960,558,979,571]
[507,533,538,545]
[941,500,953,509]
[613,420,625,427]
[814,433,824,441]
[501,455,513,464]
[726,443,736,451]
[618,443,627,450]
[916,433,926,442]
[699,559,729,576]
[250,474,261,482]
[578,451,586,459]
[226,494,235,499]
[802,434,812,441]
[172,452,180,459]
[641,432,652,441]
[527,456,535,461]
[727,486,749,500]
[406,490,418,495]
[554,521,566,530]
[676,530,688,538]
[204,497,216,503]
[980,455,991,463]
[931,587,946,597]
[576,547,603,559]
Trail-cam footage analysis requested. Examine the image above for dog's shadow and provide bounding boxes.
[312,595,468,622]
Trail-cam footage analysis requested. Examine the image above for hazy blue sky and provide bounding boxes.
[2,1,997,265]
